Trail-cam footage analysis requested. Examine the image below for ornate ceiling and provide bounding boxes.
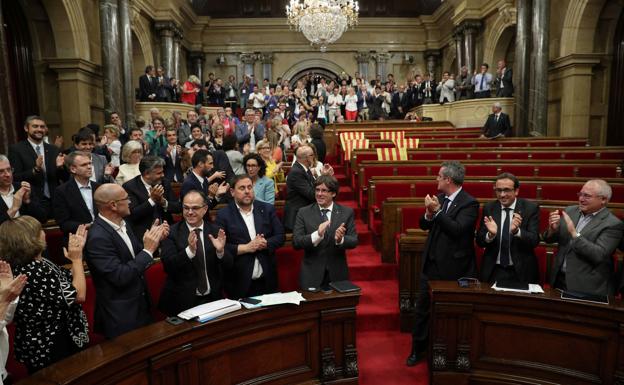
[190,0,442,18]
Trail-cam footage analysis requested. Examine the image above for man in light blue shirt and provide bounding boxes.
[472,63,493,98]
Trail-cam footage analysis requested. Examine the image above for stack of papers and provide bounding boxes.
[239,291,307,309]
[178,299,241,323]
[491,283,545,294]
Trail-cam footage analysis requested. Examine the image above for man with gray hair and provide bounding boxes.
[481,102,512,139]
[123,155,181,239]
[407,160,479,366]
[543,179,624,297]
[455,66,473,100]
[0,154,46,224]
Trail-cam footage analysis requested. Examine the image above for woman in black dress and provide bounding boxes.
[0,217,89,373]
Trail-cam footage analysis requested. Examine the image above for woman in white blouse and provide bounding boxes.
[344,87,359,122]
[115,140,143,185]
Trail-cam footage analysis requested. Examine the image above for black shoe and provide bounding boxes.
[406,350,426,366]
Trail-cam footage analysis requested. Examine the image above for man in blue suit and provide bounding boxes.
[216,174,285,299]
[85,183,169,339]
[235,109,265,150]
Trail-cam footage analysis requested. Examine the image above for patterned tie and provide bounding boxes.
[193,228,209,294]
[500,208,512,266]
[36,145,50,198]
[441,197,450,213]
[321,208,330,222]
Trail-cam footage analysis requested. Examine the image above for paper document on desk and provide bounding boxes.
[491,283,544,294]
[178,299,241,322]
[258,291,306,306]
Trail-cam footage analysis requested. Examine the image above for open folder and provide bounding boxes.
[178,299,242,323]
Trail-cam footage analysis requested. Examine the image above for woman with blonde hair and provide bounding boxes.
[256,139,284,187]
[212,122,226,150]
[0,217,88,373]
[290,120,310,149]
[115,140,143,184]
[181,75,201,105]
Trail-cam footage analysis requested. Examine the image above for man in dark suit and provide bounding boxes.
[139,65,157,102]
[405,75,423,109]
[543,179,624,297]
[86,183,169,339]
[8,116,68,213]
[180,150,229,207]
[155,66,171,102]
[293,175,358,290]
[159,190,233,316]
[189,139,235,185]
[481,102,512,138]
[495,60,514,97]
[476,173,540,284]
[53,151,99,246]
[283,145,334,232]
[235,109,265,149]
[123,156,181,240]
[216,174,285,299]
[407,161,479,366]
[72,128,115,184]
[391,84,408,119]
[160,128,184,183]
[0,155,46,224]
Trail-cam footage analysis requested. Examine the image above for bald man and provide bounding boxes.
[85,184,169,339]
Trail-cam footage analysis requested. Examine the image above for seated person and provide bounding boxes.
[243,153,275,205]
[481,102,511,138]
[0,155,46,224]
[158,190,232,316]
[115,140,143,185]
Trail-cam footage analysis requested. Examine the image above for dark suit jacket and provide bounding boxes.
[483,113,512,138]
[283,162,316,231]
[158,220,233,316]
[544,205,624,296]
[91,153,115,184]
[292,203,358,289]
[179,172,218,210]
[159,146,184,183]
[476,198,540,283]
[235,123,265,146]
[123,175,182,240]
[215,200,285,299]
[84,216,153,339]
[391,92,407,118]
[53,178,99,245]
[139,74,157,101]
[0,182,47,224]
[8,140,68,201]
[211,149,235,185]
[310,138,326,164]
[420,189,479,280]
[496,68,514,97]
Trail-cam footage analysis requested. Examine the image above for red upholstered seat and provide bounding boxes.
[146,261,166,321]
[518,183,538,199]
[576,165,620,178]
[499,165,535,177]
[464,165,498,177]
[539,184,578,201]
[499,152,532,160]
[537,165,576,177]
[463,181,496,200]
[396,165,430,177]
[407,152,438,161]
[44,228,65,266]
[275,246,304,292]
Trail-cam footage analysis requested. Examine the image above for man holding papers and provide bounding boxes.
[476,173,540,285]
[293,175,358,290]
[216,174,285,299]
[159,190,233,316]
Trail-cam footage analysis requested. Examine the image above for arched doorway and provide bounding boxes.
[607,9,624,145]
[492,26,515,69]
[288,67,340,89]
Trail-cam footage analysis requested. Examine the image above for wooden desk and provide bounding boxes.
[19,291,360,385]
[428,281,624,385]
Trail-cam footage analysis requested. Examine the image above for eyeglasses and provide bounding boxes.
[183,205,207,212]
[0,167,13,174]
[494,188,515,194]
[315,188,331,193]
[113,196,130,203]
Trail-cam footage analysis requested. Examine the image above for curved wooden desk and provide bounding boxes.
[19,291,359,385]
[428,281,624,385]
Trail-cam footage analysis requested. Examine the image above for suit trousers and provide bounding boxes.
[411,261,442,351]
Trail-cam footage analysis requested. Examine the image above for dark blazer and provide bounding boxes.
[139,74,157,101]
[84,215,153,339]
[476,198,540,283]
[283,162,316,231]
[405,84,423,109]
[215,200,285,299]
[91,153,114,184]
[496,68,514,97]
[8,140,68,201]
[293,203,358,289]
[310,138,326,164]
[123,175,182,240]
[53,178,99,245]
[0,182,47,224]
[420,189,479,280]
[483,113,512,138]
[159,146,184,183]
[158,220,233,316]
[211,149,235,185]
[179,172,218,210]
[235,123,265,147]
[543,205,624,296]
[391,92,407,118]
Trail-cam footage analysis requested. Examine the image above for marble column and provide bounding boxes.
[118,0,134,129]
[189,51,205,80]
[260,53,274,82]
[375,52,392,80]
[100,0,124,122]
[155,21,177,78]
[462,21,481,74]
[355,52,371,81]
[529,0,549,136]
[453,29,464,75]
[0,4,17,152]
[514,0,531,136]
[240,53,256,78]
[172,32,182,81]
[424,50,441,80]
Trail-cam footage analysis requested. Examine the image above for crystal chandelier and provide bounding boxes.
[286,0,359,52]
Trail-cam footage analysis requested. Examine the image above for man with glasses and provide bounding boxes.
[407,160,479,366]
[86,183,169,339]
[0,155,46,224]
[293,175,358,291]
[476,173,540,285]
[543,179,624,297]
[158,190,232,316]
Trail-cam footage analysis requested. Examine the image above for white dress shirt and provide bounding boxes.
[237,204,263,279]
[75,178,95,220]
[484,199,522,265]
[98,214,153,259]
[0,185,17,218]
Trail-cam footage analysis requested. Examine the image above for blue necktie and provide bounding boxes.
[36,145,50,198]
[479,74,485,92]
[321,209,330,222]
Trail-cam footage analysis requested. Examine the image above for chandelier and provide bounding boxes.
[286,0,359,52]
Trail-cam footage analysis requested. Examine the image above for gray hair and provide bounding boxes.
[121,140,143,163]
[139,155,165,175]
[65,151,91,169]
[493,102,502,109]
[440,161,466,186]
[0,155,9,163]
[588,179,612,201]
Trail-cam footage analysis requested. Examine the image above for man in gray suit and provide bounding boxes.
[455,66,473,100]
[293,175,358,290]
[543,179,624,296]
